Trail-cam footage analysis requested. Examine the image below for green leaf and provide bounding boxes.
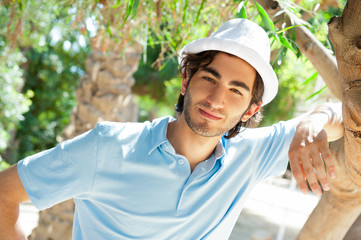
[123,0,133,23]
[287,38,302,58]
[131,0,140,16]
[123,0,140,24]
[18,0,23,11]
[182,0,189,26]
[194,0,206,26]
[276,24,304,34]
[236,1,248,19]
[279,35,297,54]
[254,1,275,33]
[306,85,327,100]
[106,21,112,38]
[272,46,287,67]
[112,0,122,9]
[302,72,318,85]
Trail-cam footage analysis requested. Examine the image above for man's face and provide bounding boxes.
[181,52,259,137]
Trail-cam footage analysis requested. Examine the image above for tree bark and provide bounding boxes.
[328,0,361,189]
[328,1,361,238]
[344,214,361,240]
[255,0,361,239]
[296,138,361,240]
[28,36,142,240]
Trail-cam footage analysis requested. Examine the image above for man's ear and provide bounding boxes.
[181,77,188,95]
[241,102,262,122]
[181,70,190,95]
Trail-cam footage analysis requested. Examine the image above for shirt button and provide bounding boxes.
[178,159,184,164]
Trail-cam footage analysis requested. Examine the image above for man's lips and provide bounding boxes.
[198,108,223,120]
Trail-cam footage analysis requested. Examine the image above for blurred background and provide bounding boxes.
[0,0,346,239]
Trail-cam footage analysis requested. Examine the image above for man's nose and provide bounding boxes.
[207,87,225,109]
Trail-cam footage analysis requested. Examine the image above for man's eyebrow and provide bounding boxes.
[230,80,250,92]
[201,67,221,79]
[201,67,251,92]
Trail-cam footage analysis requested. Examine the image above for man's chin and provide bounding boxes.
[189,125,226,138]
[184,112,229,137]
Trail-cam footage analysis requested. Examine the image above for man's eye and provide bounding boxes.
[231,89,242,95]
[203,77,215,83]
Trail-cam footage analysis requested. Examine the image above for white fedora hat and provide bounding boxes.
[178,18,278,106]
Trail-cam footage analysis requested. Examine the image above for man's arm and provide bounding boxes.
[0,164,30,240]
[288,102,343,196]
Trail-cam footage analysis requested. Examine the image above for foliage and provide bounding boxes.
[0,43,32,166]
[130,0,246,121]
[242,0,344,125]
[0,1,90,163]
[0,160,10,171]
[133,44,179,101]
[133,44,180,121]
[133,1,323,124]
[1,0,74,48]
[261,54,319,126]
[13,35,89,163]
[136,77,182,122]
[302,0,345,51]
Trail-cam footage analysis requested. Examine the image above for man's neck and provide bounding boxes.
[166,114,222,172]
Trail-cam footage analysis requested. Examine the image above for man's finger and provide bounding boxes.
[289,155,309,194]
[319,143,336,179]
[299,151,322,195]
[310,149,329,191]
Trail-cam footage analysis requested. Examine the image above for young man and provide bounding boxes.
[0,19,343,239]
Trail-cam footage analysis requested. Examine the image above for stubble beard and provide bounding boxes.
[183,90,246,137]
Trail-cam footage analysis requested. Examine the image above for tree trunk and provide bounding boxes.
[255,0,361,239]
[344,214,361,239]
[328,1,361,238]
[28,36,142,240]
[328,0,361,190]
[296,138,361,240]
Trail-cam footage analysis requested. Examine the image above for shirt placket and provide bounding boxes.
[175,153,223,214]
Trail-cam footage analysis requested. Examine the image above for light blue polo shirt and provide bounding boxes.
[17,116,296,239]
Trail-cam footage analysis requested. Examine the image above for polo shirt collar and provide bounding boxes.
[215,139,225,157]
[147,116,175,155]
[147,116,226,165]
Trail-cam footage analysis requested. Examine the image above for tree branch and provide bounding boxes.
[254,0,343,100]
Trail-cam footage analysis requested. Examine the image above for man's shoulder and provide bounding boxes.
[96,120,148,130]
[94,116,173,139]
[230,120,296,142]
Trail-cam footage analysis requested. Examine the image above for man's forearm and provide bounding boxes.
[291,102,343,141]
[0,165,29,240]
[0,201,26,239]
[307,102,343,141]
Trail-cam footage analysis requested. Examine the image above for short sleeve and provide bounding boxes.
[254,120,297,180]
[17,124,100,210]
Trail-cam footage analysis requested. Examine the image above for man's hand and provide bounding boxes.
[288,102,343,195]
[289,119,335,195]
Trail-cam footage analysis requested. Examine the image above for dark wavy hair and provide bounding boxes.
[176,50,264,138]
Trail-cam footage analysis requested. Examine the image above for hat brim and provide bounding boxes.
[178,37,278,106]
